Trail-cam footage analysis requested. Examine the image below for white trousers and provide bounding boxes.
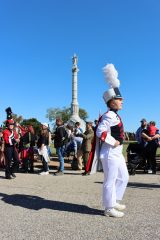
[100,144,129,208]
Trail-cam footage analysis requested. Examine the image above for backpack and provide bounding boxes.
[71,156,78,170]
[62,128,70,145]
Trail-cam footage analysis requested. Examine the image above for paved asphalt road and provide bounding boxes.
[0,161,159,240]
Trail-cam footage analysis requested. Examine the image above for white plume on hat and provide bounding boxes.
[103,63,120,88]
[102,63,122,104]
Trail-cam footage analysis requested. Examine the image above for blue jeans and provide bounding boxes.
[56,146,65,172]
[47,146,52,156]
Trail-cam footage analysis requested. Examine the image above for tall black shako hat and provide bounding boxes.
[5,107,14,125]
[102,63,122,103]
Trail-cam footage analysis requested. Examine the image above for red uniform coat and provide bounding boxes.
[3,129,19,146]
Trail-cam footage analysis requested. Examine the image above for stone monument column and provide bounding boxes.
[68,54,86,131]
[70,54,80,120]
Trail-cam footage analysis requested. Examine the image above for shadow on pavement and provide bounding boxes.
[127,182,160,189]
[94,181,160,190]
[0,192,102,215]
[94,181,103,184]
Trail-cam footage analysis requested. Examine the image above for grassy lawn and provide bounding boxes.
[123,142,129,159]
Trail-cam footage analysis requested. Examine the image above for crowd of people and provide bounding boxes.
[0,119,51,179]
[49,118,97,176]
[1,110,159,180]
[0,106,98,179]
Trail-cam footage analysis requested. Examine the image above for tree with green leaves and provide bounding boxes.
[11,113,23,124]
[21,118,41,134]
[46,107,88,123]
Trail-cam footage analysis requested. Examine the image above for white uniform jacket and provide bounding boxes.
[96,109,124,147]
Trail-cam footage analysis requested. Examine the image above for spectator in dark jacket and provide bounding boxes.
[53,118,67,176]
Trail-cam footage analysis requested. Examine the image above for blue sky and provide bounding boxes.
[0,0,160,132]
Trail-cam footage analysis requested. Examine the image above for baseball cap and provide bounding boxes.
[140,118,147,122]
[42,123,48,128]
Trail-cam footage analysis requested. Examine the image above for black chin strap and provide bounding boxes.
[110,108,118,113]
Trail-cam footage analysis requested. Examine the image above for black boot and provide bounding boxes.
[5,175,12,179]
[11,173,16,178]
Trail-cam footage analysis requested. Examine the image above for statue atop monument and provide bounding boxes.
[72,54,78,65]
[72,54,78,72]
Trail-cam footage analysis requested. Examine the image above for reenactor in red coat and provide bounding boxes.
[3,108,20,179]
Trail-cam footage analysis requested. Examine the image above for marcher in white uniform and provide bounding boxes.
[96,64,129,218]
